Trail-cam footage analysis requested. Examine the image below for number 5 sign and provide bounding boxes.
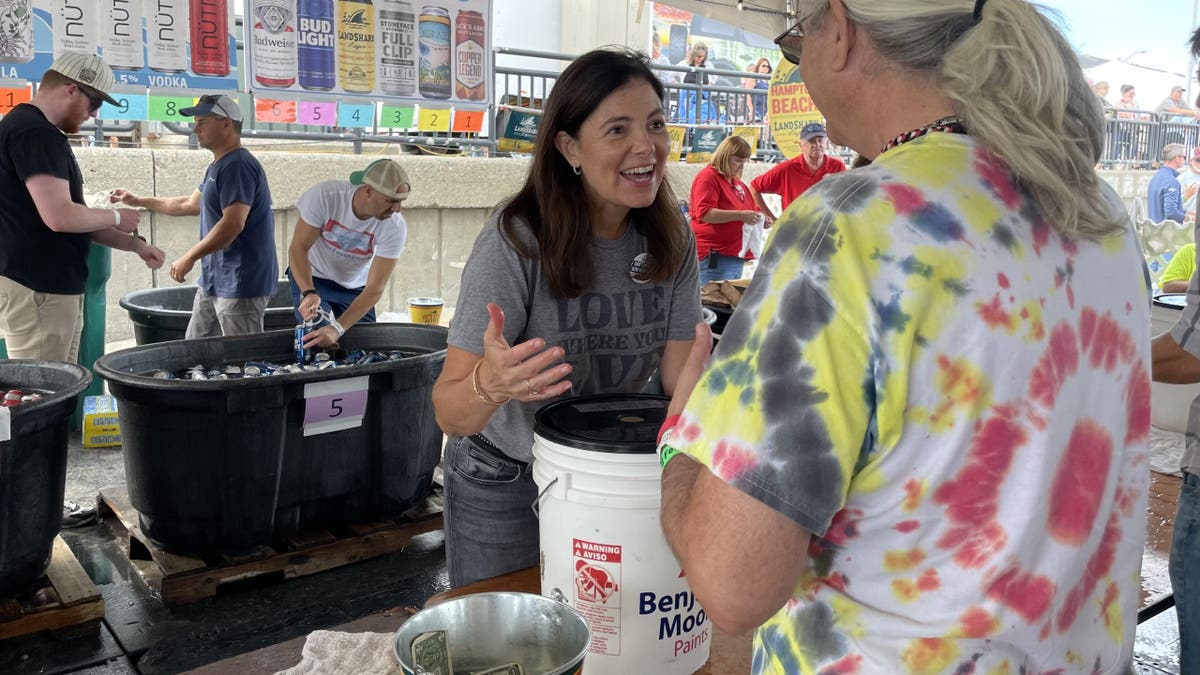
[303,376,369,436]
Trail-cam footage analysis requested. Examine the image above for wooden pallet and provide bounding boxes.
[0,536,105,640]
[97,485,444,606]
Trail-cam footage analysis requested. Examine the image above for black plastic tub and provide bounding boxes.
[119,280,297,345]
[0,361,91,598]
[94,324,446,554]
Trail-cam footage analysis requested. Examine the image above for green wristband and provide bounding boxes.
[659,443,682,469]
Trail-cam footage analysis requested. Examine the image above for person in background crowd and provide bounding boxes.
[287,159,409,349]
[1092,80,1113,110]
[745,58,773,122]
[690,135,758,284]
[1179,147,1200,219]
[0,51,163,362]
[749,121,846,218]
[0,51,166,528]
[678,42,715,124]
[1149,25,1200,675]
[651,29,676,83]
[1155,85,1198,123]
[432,48,700,588]
[1117,83,1138,109]
[111,94,278,338]
[1159,242,1195,293]
[660,0,1151,672]
[1148,143,1187,223]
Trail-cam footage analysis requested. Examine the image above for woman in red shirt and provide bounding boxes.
[689,135,761,284]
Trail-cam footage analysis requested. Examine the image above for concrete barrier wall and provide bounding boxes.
[72,147,1154,344]
[78,147,768,344]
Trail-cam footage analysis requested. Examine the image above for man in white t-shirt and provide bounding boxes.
[288,158,409,348]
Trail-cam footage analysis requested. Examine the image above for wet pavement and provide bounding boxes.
[0,431,1186,674]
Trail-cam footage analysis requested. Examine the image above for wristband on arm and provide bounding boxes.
[112,210,120,227]
[658,413,683,469]
[329,318,346,337]
[301,289,318,298]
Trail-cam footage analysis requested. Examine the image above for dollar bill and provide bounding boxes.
[470,664,525,675]
[411,630,453,675]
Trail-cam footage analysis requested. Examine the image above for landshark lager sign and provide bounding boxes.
[687,127,726,164]
[768,57,823,159]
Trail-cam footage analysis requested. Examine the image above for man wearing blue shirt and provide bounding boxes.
[110,94,278,337]
[1149,143,1188,223]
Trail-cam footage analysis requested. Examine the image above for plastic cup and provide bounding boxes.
[408,297,444,325]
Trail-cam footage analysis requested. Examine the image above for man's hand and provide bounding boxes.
[108,188,140,206]
[169,255,195,283]
[298,293,322,321]
[137,241,166,269]
[113,209,140,233]
[301,324,341,349]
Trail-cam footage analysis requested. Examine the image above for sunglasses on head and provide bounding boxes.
[77,85,105,112]
[774,21,805,65]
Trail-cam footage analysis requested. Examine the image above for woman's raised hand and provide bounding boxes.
[477,303,574,403]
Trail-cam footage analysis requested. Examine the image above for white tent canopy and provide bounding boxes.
[652,0,793,42]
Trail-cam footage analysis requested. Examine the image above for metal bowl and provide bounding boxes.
[393,592,590,675]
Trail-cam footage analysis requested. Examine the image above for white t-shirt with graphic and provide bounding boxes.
[296,180,406,289]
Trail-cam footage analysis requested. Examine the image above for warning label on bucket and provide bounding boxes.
[573,538,622,655]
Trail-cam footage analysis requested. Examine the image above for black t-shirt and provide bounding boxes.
[0,103,89,294]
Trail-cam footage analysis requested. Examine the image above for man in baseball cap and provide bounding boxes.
[1156,84,1197,122]
[110,91,278,338]
[288,159,412,348]
[749,121,847,221]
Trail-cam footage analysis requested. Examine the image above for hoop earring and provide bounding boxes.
[572,165,582,176]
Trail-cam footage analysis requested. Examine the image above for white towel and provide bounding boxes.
[275,630,402,675]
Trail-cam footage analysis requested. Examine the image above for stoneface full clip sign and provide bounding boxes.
[243,0,492,108]
[0,1,239,91]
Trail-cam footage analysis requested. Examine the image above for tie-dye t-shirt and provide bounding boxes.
[668,133,1152,674]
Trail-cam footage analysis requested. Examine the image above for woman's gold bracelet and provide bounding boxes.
[472,359,511,407]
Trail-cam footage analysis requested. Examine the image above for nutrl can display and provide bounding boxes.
[417,5,450,100]
[454,9,485,101]
[533,394,711,675]
[190,0,230,76]
[377,0,417,96]
[0,0,34,64]
[102,0,143,71]
[53,0,99,55]
[337,0,375,93]
[298,0,336,90]
[146,0,188,73]
[252,0,298,88]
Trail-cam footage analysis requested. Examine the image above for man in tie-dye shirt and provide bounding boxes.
[660,1,1152,673]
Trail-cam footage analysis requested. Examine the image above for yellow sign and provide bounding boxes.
[768,58,823,159]
[667,125,686,163]
[730,126,762,151]
[418,108,452,132]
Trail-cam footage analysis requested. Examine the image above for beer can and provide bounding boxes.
[417,5,450,100]
[102,0,143,71]
[252,0,298,88]
[295,324,312,363]
[190,0,230,76]
[53,0,99,55]
[337,0,375,93]
[0,0,34,64]
[454,9,485,101]
[146,0,189,73]
[378,0,416,96]
[298,0,335,91]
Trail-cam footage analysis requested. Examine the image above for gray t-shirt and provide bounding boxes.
[448,212,701,462]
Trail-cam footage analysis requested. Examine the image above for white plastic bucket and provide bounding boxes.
[533,394,710,675]
[1150,293,1200,433]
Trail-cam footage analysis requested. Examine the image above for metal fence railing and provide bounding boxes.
[1103,109,1200,167]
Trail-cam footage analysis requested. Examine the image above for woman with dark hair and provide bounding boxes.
[746,57,772,122]
[432,48,701,587]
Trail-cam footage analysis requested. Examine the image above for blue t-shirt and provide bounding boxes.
[1148,165,1185,223]
[198,147,278,298]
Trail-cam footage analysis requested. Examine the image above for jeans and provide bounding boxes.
[443,435,540,588]
[1171,469,1200,674]
[286,270,376,324]
[699,252,746,285]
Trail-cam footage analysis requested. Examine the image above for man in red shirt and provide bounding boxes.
[750,122,847,222]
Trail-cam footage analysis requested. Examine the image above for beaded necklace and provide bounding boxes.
[880,116,968,155]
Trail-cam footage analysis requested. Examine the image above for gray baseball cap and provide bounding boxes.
[48,51,119,106]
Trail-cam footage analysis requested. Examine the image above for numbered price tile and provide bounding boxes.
[298,101,337,126]
[303,376,369,437]
[337,102,375,128]
[417,108,451,132]
[148,95,197,122]
[99,93,148,121]
[0,86,31,114]
[379,105,414,129]
[255,99,297,124]
[452,109,484,133]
